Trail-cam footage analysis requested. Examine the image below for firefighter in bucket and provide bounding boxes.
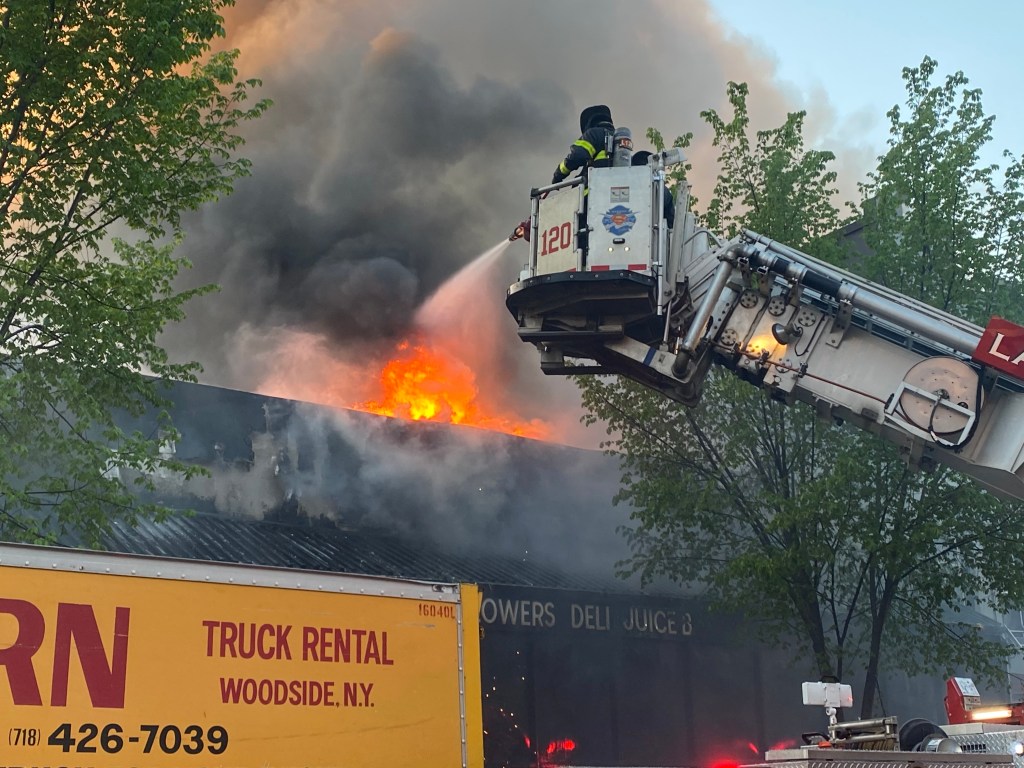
[510,105,630,242]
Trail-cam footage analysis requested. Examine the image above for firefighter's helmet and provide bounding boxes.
[579,104,613,133]
[631,150,653,166]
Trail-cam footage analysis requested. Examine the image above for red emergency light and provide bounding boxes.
[945,677,1024,726]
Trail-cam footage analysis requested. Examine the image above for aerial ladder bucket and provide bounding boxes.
[506,158,1024,502]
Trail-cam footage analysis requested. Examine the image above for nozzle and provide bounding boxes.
[509,218,530,242]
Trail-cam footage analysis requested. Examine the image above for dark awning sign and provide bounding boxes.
[477,585,701,640]
[973,316,1024,380]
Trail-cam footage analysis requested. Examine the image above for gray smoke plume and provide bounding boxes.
[290,402,636,579]
[160,0,850,446]
[136,1,876,583]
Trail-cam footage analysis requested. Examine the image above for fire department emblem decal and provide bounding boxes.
[602,205,636,236]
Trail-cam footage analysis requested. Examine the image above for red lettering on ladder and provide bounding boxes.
[974,317,1024,380]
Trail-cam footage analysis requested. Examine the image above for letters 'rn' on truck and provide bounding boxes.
[0,543,484,768]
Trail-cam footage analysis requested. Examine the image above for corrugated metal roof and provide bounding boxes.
[97,512,633,592]
[52,380,677,595]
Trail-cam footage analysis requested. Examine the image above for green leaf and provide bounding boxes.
[579,70,1024,718]
[0,0,268,546]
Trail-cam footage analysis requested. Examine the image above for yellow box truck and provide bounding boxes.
[0,542,483,767]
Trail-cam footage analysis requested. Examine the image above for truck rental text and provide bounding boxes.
[0,543,484,768]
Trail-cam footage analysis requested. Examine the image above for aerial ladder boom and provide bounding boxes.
[506,149,1024,502]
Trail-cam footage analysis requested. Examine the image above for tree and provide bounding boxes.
[0,1,268,544]
[859,56,1024,324]
[845,57,1024,712]
[578,76,1024,719]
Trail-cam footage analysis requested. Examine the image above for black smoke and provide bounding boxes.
[159,0,822,442]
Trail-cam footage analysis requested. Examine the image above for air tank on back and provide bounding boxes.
[612,126,633,167]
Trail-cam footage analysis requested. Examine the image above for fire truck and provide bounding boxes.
[506,134,1024,503]
[744,678,1024,768]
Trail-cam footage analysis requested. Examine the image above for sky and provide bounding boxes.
[157,0,1023,449]
[705,0,1022,178]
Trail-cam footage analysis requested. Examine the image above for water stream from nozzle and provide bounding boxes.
[412,238,600,449]
[416,239,513,329]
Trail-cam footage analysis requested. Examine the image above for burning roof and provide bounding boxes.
[155,1,828,447]
[112,379,637,588]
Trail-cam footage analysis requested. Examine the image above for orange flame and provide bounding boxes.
[356,338,551,441]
